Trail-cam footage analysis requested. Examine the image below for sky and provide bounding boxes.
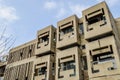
[0,0,120,49]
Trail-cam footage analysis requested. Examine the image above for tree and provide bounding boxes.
[0,25,16,61]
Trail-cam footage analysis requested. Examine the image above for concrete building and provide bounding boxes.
[82,2,120,80]
[4,40,36,80]
[1,1,120,80]
[56,15,83,80]
[34,25,56,80]
[0,55,8,80]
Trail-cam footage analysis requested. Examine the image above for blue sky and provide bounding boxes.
[0,0,120,48]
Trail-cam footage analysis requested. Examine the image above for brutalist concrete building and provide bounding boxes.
[0,1,120,80]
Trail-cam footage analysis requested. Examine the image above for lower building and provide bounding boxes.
[0,55,8,80]
[4,40,36,80]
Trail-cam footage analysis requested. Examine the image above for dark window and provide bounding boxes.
[38,67,47,75]
[25,77,28,80]
[81,45,86,49]
[88,14,105,25]
[37,35,49,48]
[20,52,23,57]
[28,49,32,57]
[92,52,114,63]
[20,52,23,60]
[82,56,88,70]
[52,63,55,75]
[39,35,49,43]
[53,32,56,41]
[59,60,76,77]
[61,60,75,71]
[79,23,84,34]
[60,26,73,36]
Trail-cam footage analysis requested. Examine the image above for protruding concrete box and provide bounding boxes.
[36,25,56,55]
[56,15,81,49]
[82,2,117,40]
[34,55,55,80]
[86,36,120,80]
[56,47,83,80]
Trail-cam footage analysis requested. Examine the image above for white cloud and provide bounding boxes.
[96,0,119,7]
[44,1,56,10]
[0,0,19,24]
[56,8,66,18]
[0,5,19,23]
[69,4,88,17]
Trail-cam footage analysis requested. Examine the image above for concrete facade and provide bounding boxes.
[4,40,36,80]
[56,15,82,80]
[0,55,7,80]
[34,25,56,80]
[1,1,120,80]
[82,2,120,80]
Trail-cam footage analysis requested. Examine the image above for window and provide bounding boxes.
[39,35,49,43]
[36,67,47,76]
[88,14,105,25]
[59,60,76,77]
[79,23,84,34]
[61,61,75,71]
[52,63,55,75]
[0,66,5,73]
[82,56,88,70]
[25,77,28,80]
[81,45,86,49]
[91,45,114,64]
[92,51,114,65]
[20,52,23,60]
[60,26,73,36]
[37,35,49,48]
[28,49,32,57]
[53,32,56,41]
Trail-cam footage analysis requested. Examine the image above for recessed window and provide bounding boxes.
[52,63,55,75]
[82,56,88,70]
[88,14,105,25]
[79,23,84,34]
[25,77,28,80]
[59,60,76,77]
[81,45,86,49]
[92,52,114,65]
[60,26,73,36]
[39,35,49,43]
[35,66,47,76]
[60,60,75,71]
[20,52,23,60]
[38,67,47,75]
[28,49,32,57]
[37,35,49,48]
